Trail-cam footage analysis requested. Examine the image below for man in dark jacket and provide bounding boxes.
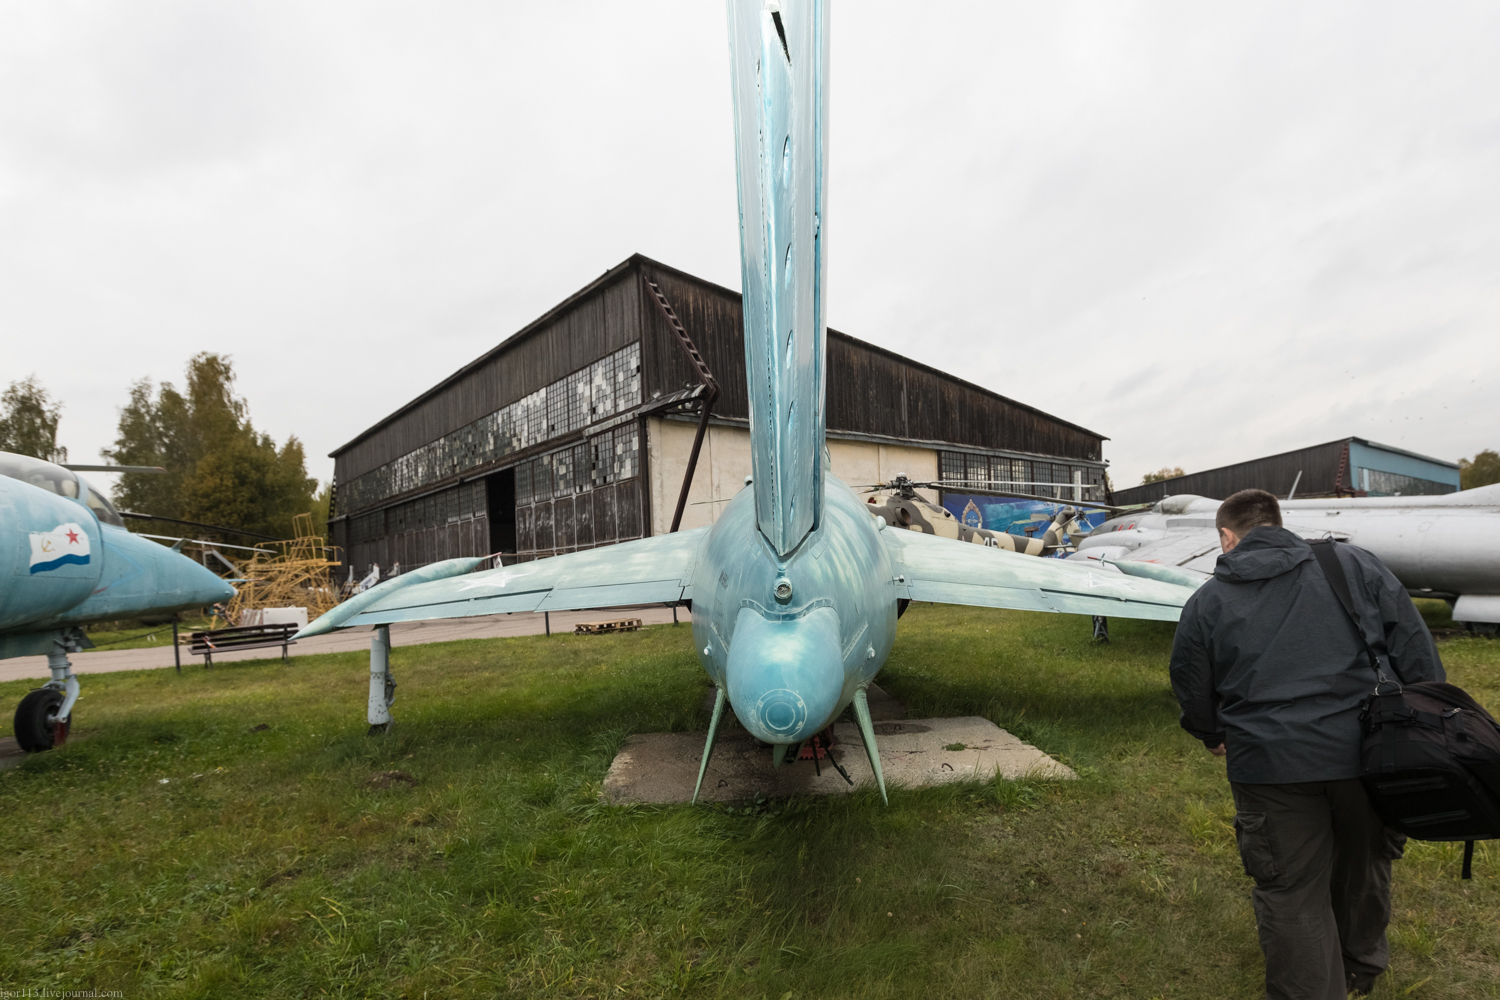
[1169,489,1444,1000]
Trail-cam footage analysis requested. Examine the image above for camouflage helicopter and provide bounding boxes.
[859,474,1095,555]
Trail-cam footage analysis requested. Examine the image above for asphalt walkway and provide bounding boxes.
[0,606,683,683]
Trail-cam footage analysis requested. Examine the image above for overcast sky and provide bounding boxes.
[3,1,1497,493]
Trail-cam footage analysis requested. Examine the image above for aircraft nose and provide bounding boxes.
[726,605,843,745]
[186,556,238,605]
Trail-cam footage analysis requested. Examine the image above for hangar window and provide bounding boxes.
[939,452,965,483]
[552,449,575,495]
[936,450,1105,501]
[337,341,645,514]
[591,427,640,486]
[1359,468,1456,497]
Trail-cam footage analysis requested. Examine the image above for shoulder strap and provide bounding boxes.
[1309,539,1394,690]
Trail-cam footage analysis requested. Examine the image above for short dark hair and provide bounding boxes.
[1216,488,1282,535]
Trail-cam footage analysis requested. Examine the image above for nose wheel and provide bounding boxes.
[13,688,69,753]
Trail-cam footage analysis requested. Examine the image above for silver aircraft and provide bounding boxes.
[1069,486,1500,631]
[297,0,1200,802]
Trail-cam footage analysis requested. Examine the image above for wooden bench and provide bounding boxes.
[574,617,643,635]
[189,623,299,666]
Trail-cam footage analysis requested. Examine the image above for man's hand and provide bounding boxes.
[1208,743,1226,757]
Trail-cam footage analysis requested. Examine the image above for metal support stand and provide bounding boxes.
[852,688,888,804]
[368,625,395,733]
[1091,616,1110,644]
[692,687,727,804]
[172,616,181,673]
[645,277,721,534]
[544,612,551,636]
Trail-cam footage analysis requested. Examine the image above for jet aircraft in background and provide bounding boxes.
[296,0,1202,804]
[0,452,236,751]
[1070,486,1500,632]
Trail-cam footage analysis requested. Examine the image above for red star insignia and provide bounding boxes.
[65,528,80,544]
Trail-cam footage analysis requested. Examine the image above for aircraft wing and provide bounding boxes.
[885,528,1200,621]
[297,528,708,637]
[1072,529,1224,576]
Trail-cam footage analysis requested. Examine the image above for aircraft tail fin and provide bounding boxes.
[727,0,829,557]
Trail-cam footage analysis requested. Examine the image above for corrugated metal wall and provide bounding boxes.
[1112,440,1348,506]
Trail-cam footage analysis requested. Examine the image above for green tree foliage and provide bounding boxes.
[104,353,317,539]
[1141,465,1185,485]
[1459,449,1500,491]
[0,375,67,462]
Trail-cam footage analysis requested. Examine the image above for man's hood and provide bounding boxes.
[1214,525,1314,583]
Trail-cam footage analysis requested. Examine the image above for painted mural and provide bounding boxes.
[939,495,1107,556]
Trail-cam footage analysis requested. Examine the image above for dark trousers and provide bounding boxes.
[1230,779,1405,1000]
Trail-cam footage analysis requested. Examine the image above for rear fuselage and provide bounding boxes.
[692,474,896,743]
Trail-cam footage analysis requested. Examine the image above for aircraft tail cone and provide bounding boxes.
[725,606,842,746]
[692,687,728,804]
[852,688,888,805]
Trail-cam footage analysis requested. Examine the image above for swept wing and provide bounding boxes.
[886,528,1199,621]
[298,528,707,636]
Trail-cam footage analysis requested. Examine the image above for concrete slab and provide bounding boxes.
[0,736,25,772]
[602,715,1074,805]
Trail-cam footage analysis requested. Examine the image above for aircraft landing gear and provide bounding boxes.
[367,625,396,735]
[14,644,81,752]
[13,688,67,752]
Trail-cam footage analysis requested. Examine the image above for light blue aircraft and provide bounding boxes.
[1,452,236,752]
[298,0,1200,802]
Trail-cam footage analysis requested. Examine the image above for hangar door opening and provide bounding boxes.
[487,468,516,564]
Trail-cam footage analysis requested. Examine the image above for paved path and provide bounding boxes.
[0,606,683,683]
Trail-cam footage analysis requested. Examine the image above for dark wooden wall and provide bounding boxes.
[638,260,1104,460]
[330,254,1108,574]
[335,267,642,485]
[1112,440,1348,505]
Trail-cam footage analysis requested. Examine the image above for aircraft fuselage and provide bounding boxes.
[692,475,897,745]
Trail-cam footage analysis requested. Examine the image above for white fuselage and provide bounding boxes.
[1071,486,1500,621]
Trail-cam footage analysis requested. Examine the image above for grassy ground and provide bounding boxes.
[1,603,1497,999]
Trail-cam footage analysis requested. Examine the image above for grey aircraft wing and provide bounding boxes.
[885,527,1200,621]
[297,528,708,637]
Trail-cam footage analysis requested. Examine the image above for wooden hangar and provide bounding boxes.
[327,255,1109,575]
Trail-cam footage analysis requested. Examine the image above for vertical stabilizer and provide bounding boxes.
[727,0,829,557]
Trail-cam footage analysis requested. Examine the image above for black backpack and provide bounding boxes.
[1311,540,1500,879]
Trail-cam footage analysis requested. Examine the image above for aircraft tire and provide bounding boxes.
[14,688,66,753]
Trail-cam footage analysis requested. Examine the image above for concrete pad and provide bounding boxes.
[602,715,1074,805]
[0,737,25,772]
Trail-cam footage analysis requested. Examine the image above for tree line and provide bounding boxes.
[1,354,324,541]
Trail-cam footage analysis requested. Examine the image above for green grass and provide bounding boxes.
[2,604,1498,999]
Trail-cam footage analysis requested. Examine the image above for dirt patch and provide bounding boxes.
[368,770,418,790]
